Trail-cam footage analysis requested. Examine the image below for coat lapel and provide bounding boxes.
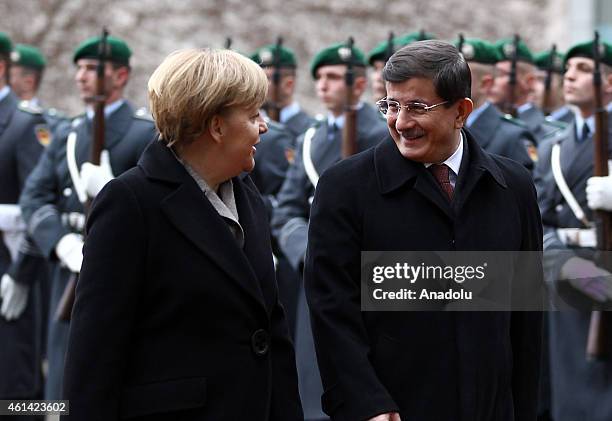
[375,136,454,219]
[142,141,267,309]
[0,92,18,138]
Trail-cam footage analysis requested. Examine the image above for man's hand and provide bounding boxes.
[368,413,401,421]
[80,150,114,198]
[55,233,84,273]
[586,175,612,211]
[561,256,612,302]
[0,274,29,321]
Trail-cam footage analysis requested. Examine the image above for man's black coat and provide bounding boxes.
[305,130,543,421]
[62,140,303,421]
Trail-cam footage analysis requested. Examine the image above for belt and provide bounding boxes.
[556,228,596,248]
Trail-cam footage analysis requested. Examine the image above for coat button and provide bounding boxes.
[251,329,270,357]
[555,204,563,212]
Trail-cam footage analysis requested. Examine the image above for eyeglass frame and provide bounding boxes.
[375,97,450,117]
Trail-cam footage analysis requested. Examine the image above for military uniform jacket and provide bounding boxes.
[251,121,295,218]
[20,101,155,259]
[0,90,48,399]
[304,130,543,421]
[518,104,566,143]
[284,109,315,139]
[271,103,388,271]
[534,116,612,421]
[62,140,303,421]
[467,102,535,170]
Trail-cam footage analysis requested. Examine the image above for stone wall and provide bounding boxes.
[1,0,569,116]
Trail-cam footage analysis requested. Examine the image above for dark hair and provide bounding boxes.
[382,40,471,104]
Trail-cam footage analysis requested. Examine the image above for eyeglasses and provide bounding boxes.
[375,98,449,118]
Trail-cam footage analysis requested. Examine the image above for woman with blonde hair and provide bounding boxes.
[62,48,303,421]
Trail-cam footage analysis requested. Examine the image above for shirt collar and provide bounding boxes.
[86,99,125,120]
[573,110,595,138]
[424,131,464,177]
[0,86,10,103]
[280,102,301,124]
[466,101,491,127]
[516,102,534,114]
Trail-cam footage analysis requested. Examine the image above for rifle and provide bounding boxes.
[542,44,557,116]
[506,34,519,117]
[418,29,426,41]
[587,31,612,360]
[55,28,109,322]
[225,37,232,50]
[267,36,283,122]
[341,37,358,158]
[457,33,465,58]
[384,31,395,63]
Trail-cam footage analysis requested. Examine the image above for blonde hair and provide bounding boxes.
[148,48,268,146]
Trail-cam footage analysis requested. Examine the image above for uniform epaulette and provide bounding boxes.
[543,117,569,130]
[501,113,528,128]
[45,107,67,119]
[134,107,154,121]
[18,100,43,115]
[263,118,286,132]
[71,114,86,128]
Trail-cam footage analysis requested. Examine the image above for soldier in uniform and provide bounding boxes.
[532,48,572,123]
[490,38,564,143]
[0,31,50,415]
[9,43,68,132]
[534,40,612,421]
[456,38,536,169]
[250,44,313,337]
[251,44,314,138]
[271,42,388,421]
[367,31,435,100]
[18,34,156,400]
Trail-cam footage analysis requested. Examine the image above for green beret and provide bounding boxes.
[367,31,436,65]
[495,38,534,63]
[0,32,12,55]
[11,44,46,69]
[454,38,500,65]
[310,42,366,79]
[533,49,564,73]
[565,40,612,67]
[250,44,296,68]
[73,35,131,65]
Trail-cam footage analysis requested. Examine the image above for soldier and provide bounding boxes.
[533,48,572,123]
[18,34,156,400]
[534,39,612,421]
[251,43,314,138]
[490,37,564,143]
[456,38,536,169]
[250,43,312,337]
[271,41,388,421]
[10,43,68,132]
[0,31,50,414]
[367,31,435,100]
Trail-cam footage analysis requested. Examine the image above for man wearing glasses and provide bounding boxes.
[304,40,543,421]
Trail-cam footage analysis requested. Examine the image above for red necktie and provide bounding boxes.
[428,164,454,201]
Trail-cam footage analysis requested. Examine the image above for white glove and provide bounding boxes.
[586,175,612,211]
[0,274,29,321]
[80,150,114,198]
[55,233,84,273]
[561,256,612,302]
[0,204,25,232]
